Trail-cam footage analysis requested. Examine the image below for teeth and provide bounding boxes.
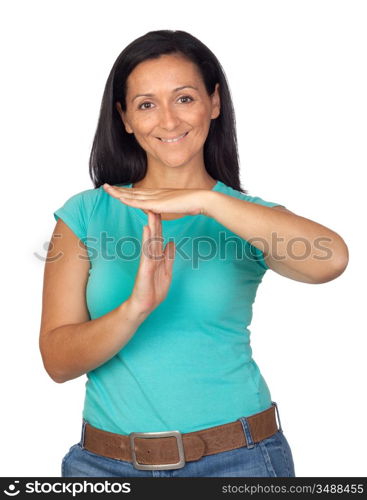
[160,132,187,143]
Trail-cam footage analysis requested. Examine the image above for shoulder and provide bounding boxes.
[58,186,104,213]
[53,186,105,241]
[65,185,102,203]
[216,181,284,209]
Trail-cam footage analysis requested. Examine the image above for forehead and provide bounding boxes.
[125,54,204,92]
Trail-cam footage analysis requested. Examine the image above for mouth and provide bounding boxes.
[157,132,189,144]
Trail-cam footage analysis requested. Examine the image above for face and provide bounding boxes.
[116,54,220,170]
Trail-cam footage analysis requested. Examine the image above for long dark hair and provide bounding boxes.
[89,29,248,194]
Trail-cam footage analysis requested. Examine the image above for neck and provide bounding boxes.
[133,172,216,190]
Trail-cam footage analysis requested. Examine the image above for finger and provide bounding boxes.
[164,241,176,275]
[154,215,164,261]
[103,184,122,198]
[149,210,156,256]
[118,191,158,200]
[150,211,161,260]
[155,212,163,257]
[125,188,163,195]
[147,211,156,260]
[158,214,164,255]
[104,184,163,200]
[139,224,149,270]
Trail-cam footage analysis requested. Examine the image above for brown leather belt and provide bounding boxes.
[82,404,280,471]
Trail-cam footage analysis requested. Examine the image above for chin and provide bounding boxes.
[157,150,203,168]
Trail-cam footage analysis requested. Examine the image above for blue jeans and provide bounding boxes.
[61,402,295,477]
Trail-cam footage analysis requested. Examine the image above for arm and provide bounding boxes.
[39,219,149,384]
[203,192,349,284]
[40,299,148,384]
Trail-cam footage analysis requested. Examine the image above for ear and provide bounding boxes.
[115,101,134,134]
[210,83,220,120]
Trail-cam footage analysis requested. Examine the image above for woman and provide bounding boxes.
[39,30,348,477]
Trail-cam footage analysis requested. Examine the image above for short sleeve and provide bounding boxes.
[53,188,100,242]
[237,193,286,271]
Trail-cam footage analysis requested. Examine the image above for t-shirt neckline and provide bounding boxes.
[119,180,222,226]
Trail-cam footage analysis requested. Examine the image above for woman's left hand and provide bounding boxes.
[103,183,212,216]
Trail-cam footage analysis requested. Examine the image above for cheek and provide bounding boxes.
[189,107,212,130]
[129,113,156,135]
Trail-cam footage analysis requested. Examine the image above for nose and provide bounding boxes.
[158,103,180,130]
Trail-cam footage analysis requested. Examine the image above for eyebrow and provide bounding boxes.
[131,85,199,102]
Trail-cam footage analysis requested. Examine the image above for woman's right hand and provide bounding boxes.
[129,211,176,315]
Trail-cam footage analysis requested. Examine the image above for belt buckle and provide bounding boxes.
[129,430,186,470]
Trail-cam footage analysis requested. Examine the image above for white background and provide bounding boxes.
[1,0,365,477]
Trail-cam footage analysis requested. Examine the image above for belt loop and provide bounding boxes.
[272,401,283,432]
[80,418,87,449]
[238,416,255,449]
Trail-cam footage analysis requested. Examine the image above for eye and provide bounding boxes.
[178,95,194,104]
[137,95,194,111]
[138,102,154,110]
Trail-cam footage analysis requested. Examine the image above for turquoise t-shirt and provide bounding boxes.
[53,180,283,435]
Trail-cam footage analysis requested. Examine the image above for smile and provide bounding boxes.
[158,132,189,143]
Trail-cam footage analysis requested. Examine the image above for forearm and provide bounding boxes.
[41,298,149,383]
[204,191,348,281]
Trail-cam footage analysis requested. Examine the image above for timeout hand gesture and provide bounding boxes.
[102,184,188,315]
[103,183,214,314]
